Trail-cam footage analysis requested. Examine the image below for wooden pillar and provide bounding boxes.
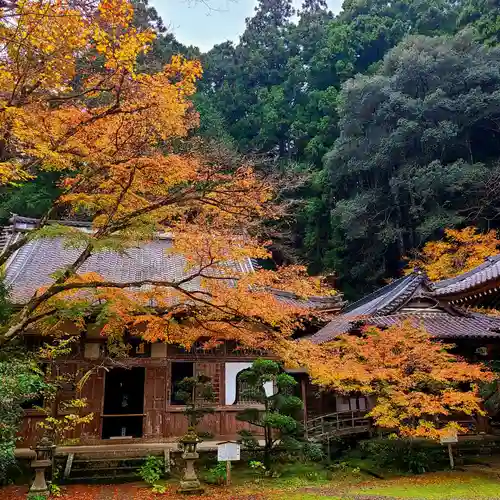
[220,362,226,438]
[301,377,308,424]
[220,362,226,407]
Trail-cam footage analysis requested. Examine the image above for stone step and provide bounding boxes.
[72,465,139,473]
[59,449,171,483]
[72,457,146,464]
[65,473,140,484]
[72,462,144,471]
[62,462,143,483]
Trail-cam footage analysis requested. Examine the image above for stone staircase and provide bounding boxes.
[56,445,171,483]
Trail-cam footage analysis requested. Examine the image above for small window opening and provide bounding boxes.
[21,363,48,410]
[128,338,150,358]
[235,369,261,405]
[170,362,194,405]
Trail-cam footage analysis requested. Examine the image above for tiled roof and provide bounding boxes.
[5,237,194,304]
[307,274,431,344]
[433,255,500,297]
[3,219,342,311]
[307,264,500,344]
[342,274,425,316]
[308,312,500,344]
[304,318,354,344]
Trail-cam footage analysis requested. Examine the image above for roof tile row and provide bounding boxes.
[309,312,500,344]
[4,235,342,311]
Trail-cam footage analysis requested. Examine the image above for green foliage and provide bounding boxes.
[9,0,500,295]
[132,0,200,73]
[0,172,60,224]
[139,455,164,486]
[0,350,46,483]
[29,224,134,257]
[236,359,304,468]
[196,0,491,287]
[458,0,500,46]
[258,460,331,483]
[354,473,500,499]
[203,462,227,485]
[28,224,91,247]
[324,33,500,294]
[249,460,266,472]
[358,438,448,474]
[48,482,61,497]
[192,93,235,147]
[36,400,94,445]
[479,360,500,417]
[151,484,167,494]
[238,429,260,451]
[0,273,12,325]
[174,375,216,432]
[302,442,325,462]
[329,460,362,476]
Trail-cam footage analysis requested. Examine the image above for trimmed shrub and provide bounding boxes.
[358,438,448,474]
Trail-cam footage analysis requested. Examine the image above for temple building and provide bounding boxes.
[308,265,500,363]
[305,263,500,429]
[6,214,500,459]
[1,216,343,447]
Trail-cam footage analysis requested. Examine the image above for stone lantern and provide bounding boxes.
[178,427,204,494]
[29,436,55,497]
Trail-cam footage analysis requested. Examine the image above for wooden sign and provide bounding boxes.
[217,441,240,462]
[440,432,458,444]
[217,441,241,486]
[440,431,458,469]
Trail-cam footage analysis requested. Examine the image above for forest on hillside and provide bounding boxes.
[0,1,497,481]
[4,0,500,298]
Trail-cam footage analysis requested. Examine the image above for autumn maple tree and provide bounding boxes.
[291,322,492,439]
[0,0,330,355]
[0,1,329,468]
[0,0,490,448]
[407,227,500,281]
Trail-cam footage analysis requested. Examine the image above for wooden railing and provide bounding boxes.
[305,410,372,440]
[305,412,481,441]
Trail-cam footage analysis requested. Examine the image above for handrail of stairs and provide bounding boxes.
[305,410,371,439]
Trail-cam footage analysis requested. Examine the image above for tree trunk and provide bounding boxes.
[263,424,273,470]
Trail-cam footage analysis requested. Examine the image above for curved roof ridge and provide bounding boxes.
[433,254,500,296]
[343,275,411,313]
[434,254,500,289]
[307,308,500,344]
[343,273,423,316]
[10,215,93,228]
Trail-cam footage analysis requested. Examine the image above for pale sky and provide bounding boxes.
[151,0,343,52]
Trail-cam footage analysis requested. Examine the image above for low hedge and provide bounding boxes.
[356,438,449,474]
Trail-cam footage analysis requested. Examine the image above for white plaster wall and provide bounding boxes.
[336,396,351,412]
[225,362,274,405]
[84,343,100,360]
[336,396,368,412]
[150,343,167,359]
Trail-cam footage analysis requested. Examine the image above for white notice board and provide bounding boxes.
[217,442,241,462]
[440,432,458,444]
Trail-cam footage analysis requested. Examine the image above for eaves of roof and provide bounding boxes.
[307,310,500,344]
